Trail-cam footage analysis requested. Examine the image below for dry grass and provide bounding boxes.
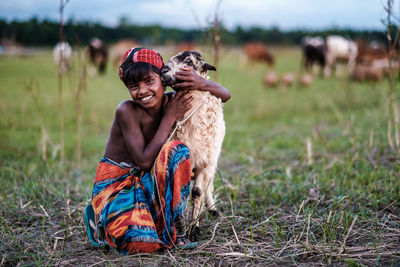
[1,173,399,266]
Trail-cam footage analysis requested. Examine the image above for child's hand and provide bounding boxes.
[172,67,207,91]
[164,90,193,121]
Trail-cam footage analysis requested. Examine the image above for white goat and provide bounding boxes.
[53,42,72,73]
[161,51,225,236]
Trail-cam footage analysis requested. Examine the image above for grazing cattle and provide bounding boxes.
[356,39,388,65]
[53,42,72,73]
[263,71,279,87]
[87,37,108,75]
[324,35,358,77]
[352,40,391,82]
[301,36,325,74]
[110,39,138,66]
[161,51,224,236]
[243,42,274,66]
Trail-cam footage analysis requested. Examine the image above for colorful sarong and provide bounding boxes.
[91,140,191,254]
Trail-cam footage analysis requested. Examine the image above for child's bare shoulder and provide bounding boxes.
[115,100,140,118]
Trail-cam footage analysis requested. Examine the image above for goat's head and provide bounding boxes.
[161,51,216,87]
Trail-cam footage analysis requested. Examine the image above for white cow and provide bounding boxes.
[53,42,72,73]
[324,36,358,77]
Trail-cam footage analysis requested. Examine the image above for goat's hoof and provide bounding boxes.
[189,226,201,240]
[208,210,220,219]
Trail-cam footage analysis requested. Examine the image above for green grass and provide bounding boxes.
[0,46,399,266]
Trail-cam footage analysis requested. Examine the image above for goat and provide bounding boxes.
[53,42,72,73]
[280,72,296,87]
[160,51,224,237]
[300,73,314,87]
[263,71,279,87]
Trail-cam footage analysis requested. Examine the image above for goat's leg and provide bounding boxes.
[190,168,207,238]
[203,166,219,218]
[189,166,220,239]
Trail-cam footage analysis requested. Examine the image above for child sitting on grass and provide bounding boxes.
[84,47,230,254]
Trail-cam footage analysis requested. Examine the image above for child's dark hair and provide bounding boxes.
[121,62,161,87]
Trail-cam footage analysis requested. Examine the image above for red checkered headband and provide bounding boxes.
[118,47,164,80]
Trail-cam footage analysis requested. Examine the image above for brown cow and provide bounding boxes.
[352,40,391,82]
[356,39,388,65]
[243,42,274,66]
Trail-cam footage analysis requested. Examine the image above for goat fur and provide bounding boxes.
[161,51,225,235]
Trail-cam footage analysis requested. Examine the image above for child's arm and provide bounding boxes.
[172,68,231,103]
[116,91,192,170]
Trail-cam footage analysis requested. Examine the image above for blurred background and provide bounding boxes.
[0,0,389,52]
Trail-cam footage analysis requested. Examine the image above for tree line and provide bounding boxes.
[0,17,388,47]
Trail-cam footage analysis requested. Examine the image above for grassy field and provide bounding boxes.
[0,45,399,266]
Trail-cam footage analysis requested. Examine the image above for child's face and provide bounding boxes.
[127,71,165,109]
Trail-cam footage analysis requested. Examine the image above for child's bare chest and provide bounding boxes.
[140,115,161,144]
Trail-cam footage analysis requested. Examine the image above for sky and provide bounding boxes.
[0,0,395,31]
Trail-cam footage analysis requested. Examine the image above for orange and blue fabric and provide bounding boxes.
[89,140,191,254]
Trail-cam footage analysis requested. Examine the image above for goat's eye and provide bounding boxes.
[185,59,192,64]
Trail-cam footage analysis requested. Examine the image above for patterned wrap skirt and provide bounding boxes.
[91,140,191,254]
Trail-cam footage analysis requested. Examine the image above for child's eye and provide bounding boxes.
[146,78,154,84]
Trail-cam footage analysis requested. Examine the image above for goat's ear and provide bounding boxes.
[204,63,217,71]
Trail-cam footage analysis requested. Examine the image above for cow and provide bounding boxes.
[301,36,325,75]
[356,39,388,65]
[87,37,108,75]
[324,35,358,77]
[243,42,274,66]
[351,39,392,82]
[110,39,139,66]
